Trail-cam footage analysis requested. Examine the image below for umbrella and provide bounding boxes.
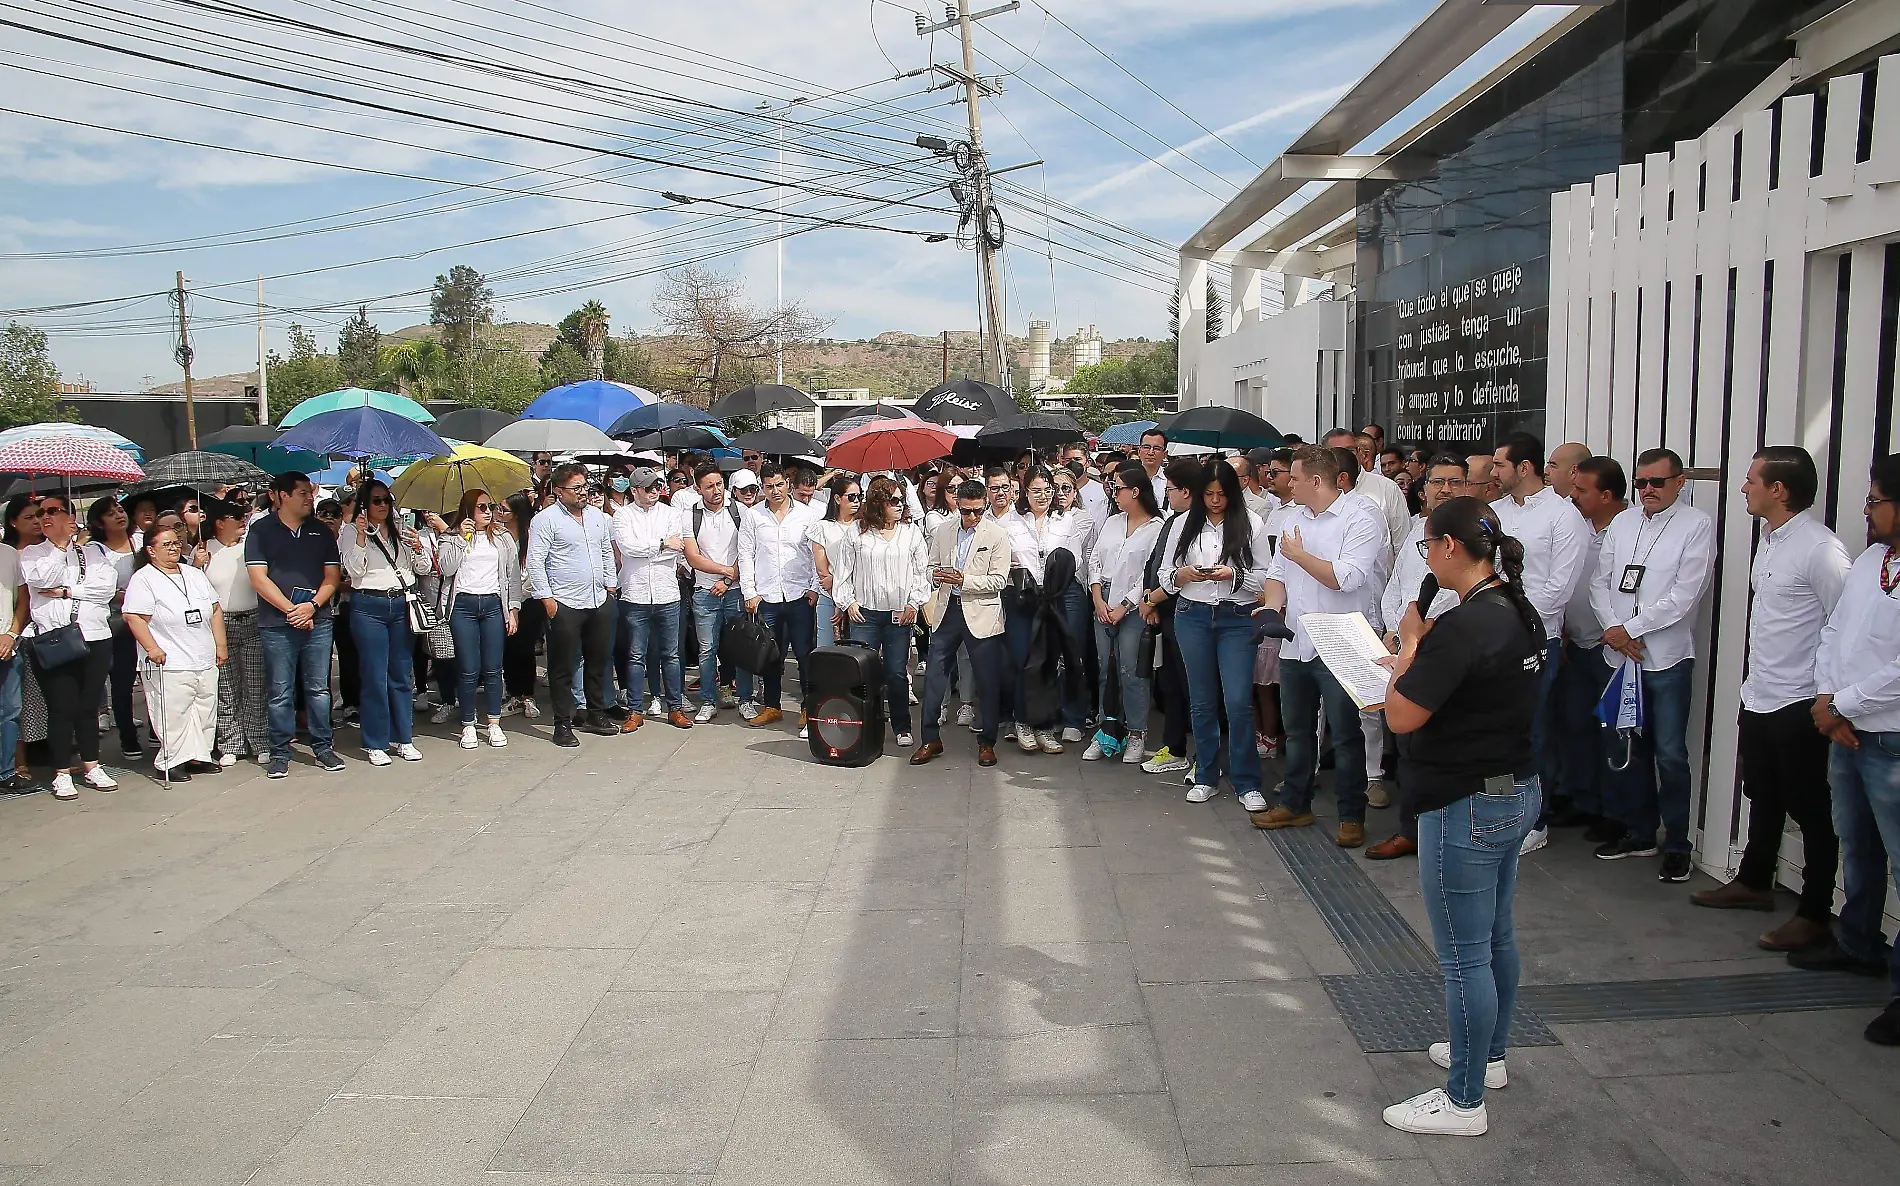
[1594,653,1646,771]
[0,435,145,482]
[1159,406,1283,450]
[616,425,729,451]
[199,424,305,475]
[708,383,814,419]
[914,378,1012,425]
[975,411,1086,453]
[0,422,145,463]
[278,387,435,428]
[826,419,957,473]
[484,417,616,455]
[819,404,916,444]
[433,407,519,442]
[276,406,451,461]
[608,403,719,436]
[307,459,390,489]
[1096,419,1156,447]
[124,450,266,494]
[523,380,656,430]
[731,427,823,456]
[390,444,532,515]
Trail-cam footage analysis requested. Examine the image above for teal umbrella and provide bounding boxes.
[278,387,435,428]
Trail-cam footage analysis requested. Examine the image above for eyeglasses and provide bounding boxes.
[1632,476,1677,490]
[987,484,1010,493]
[1423,477,1466,489]
[557,484,587,494]
[1867,495,1896,509]
[1416,536,1443,558]
[153,539,184,549]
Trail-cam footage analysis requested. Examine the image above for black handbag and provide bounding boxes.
[29,544,91,670]
[719,610,780,675]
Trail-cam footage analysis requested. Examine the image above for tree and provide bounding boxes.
[267,324,343,422]
[378,338,450,402]
[470,340,542,413]
[576,300,609,380]
[1065,358,1138,395]
[651,266,828,400]
[602,333,655,389]
[0,321,75,429]
[539,340,591,390]
[1135,393,1159,420]
[430,265,494,398]
[1168,280,1225,345]
[336,307,384,389]
[1070,390,1117,434]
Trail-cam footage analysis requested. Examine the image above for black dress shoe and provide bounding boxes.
[1787,937,1886,977]
[0,774,42,795]
[153,767,191,782]
[582,713,621,736]
[185,760,223,775]
[552,723,580,748]
[1866,999,1900,1046]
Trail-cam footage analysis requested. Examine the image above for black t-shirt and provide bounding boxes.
[244,513,341,628]
[1394,587,1543,814]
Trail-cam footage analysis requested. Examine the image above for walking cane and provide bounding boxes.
[146,656,168,785]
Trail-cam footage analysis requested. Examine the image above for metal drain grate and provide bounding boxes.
[1521,971,1893,1023]
[1266,824,1437,974]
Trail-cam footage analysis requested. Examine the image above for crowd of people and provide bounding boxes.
[0,422,1894,1124]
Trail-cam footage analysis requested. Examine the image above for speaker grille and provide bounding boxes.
[811,693,866,756]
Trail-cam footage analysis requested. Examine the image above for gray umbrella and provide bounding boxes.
[124,450,268,494]
[483,418,616,455]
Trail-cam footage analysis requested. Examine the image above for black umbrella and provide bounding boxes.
[975,411,1087,453]
[608,403,719,436]
[617,426,727,451]
[731,426,822,456]
[1159,406,1284,450]
[199,424,279,446]
[708,383,815,419]
[433,407,519,443]
[914,378,1012,425]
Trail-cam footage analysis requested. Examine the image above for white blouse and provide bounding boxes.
[1002,510,1085,577]
[1157,511,1272,606]
[1089,514,1163,608]
[455,532,503,596]
[21,539,120,642]
[835,523,929,613]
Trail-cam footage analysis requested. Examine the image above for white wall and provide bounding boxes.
[1186,299,1352,440]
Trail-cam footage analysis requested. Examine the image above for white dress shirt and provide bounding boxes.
[21,539,120,642]
[1079,479,1111,522]
[1003,510,1086,577]
[687,501,742,592]
[1588,499,1717,671]
[1089,514,1163,608]
[835,523,929,613]
[1814,543,1900,732]
[1159,510,1273,606]
[1243,486,1277,522]
[1491,485,1590,641]
[1263,497,1387,663]
[613,500,684,605]
[739,499,820,603]
[807,519,854,597]
[1382,515,1459,631]
[1352,467,1411,562]
[1740,512,1852,712]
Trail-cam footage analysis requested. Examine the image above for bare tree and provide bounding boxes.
[651,266,828,400]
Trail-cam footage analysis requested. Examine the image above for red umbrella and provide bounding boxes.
[825,419,956,473]
[0,435,146,483]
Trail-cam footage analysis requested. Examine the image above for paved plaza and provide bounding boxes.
[0,710,1894,1186]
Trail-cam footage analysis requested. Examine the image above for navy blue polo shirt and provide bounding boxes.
[244,512,341,627]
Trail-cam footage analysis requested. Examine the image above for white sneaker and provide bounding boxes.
[83,766,118,791]
[1519,826,1549,857]
[1142,749,1192,775]
[486,722,507,748]
[797,724,809,740]
[739,701,760,721]
[1238,790,1269,812]
[1081,738,1106,761]
[1061,726,1085,743]
[1016,727,1040,753]
[895,732,914,748]
[1382,1087,1487,1136]
[1366,779,1391,809]
[695,704,717,724]
[51,772,77,800]
[218,752,237,769]
[955,703,976,728]
[520,697,541,719]
[368,749,393,766]
[1121,733,1146,764]
[1037,730,1064,754]
[460,724,479,749]
[1185,784,1218,803]
[396,743,423,762]
[1429,1042,1508,1089]
[646,697,663,717]
[430,703,455,725]
[500,696,523,717]
[414,690,439,710]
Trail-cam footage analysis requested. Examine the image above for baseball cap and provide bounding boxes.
[729,468,761,490]
[629,467,665,490]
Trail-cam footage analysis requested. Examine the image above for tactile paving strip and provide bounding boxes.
[1265,824,1438,974]
[1520,971,1894,1023]
[1322,972,1561,1054]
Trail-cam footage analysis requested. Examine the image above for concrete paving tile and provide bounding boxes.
[0,985,263,1165]
[0,828,233,948]
[769,908,961,1039]
[345,948,628,1098]
[1143,980,1418,1167]
[1112,872,1311,984]
[465,1176,709,1185]
[0,1169,28,1185]
[215,972,420,1042]
[1746,1009,1900,1140]
[228,882,394,954]
[1555,1016,1798,1079]
[970,796,1100,849]
[816,828,965,911]
[249,1096,529,1186]
[615,884,814,992]
[0,807,172,884]
[382,832,590,913]
[1189,1163,1440,1186]
[959,942,1145,1036]
[593,792,733,854]
[953,1093,1193,1186]
[846,770,971,831]
[0,944,157,1057]
[119,915,306,989]
[300,908,509,1005]
[1092,807,1245,875]
[489,850,695,950]
[1603,1068,1897,1186]
[957,1025,1165,1096]
[710,1037,954,1186]
[686,808,847,885]
[963,848,1126,946]
[494,991,774,1177]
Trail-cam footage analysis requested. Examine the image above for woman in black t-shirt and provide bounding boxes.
[1376,497,1545,1138]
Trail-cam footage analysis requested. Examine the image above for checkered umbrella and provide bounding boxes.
[0,435,145,482]
[124,450,267,493]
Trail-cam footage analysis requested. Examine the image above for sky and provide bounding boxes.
[0,0,1570,391]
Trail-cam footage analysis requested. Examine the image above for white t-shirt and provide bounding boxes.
[456,532,503,596]
[0,543,15,635]
[122,563,221,672]
[204,538,258,613]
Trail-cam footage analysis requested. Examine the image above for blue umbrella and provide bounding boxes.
[1096,419,1156,447]
[308,459,391,488]
[523,380,657,430]
[276,406,450,461]
[607,402,718,436]
[278,387,435,428]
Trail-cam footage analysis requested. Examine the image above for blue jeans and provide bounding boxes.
[261,617,335,761]
[350,594,414,751]
[1605,659,1695,853]
[0,653,20,780]
[691,587,753,704]
[450,592,506,723]
[1278,655,1368,818]
[1418,776,1541,1109]
[1556,642,1610,816]
[1173,601,1263,796]
[1095,610,1149,734]
[815,591,839,649]
[1829,734,1900,998]
[851,609,913,733]
[757,597,816,709]
[621,600,684,713]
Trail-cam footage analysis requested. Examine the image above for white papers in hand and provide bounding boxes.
[1297,611,1392,710]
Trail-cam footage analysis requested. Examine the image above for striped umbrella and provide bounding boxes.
[0,422,145,463]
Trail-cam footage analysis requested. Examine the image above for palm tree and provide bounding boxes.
[578,300,610,380]
[380,339,450,401]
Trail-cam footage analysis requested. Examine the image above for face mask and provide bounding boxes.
[611,477,631,493]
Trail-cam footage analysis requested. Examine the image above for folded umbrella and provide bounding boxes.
[390,444,532,515]
[974,411,1086,453]
[278,387,435,428]
[275,406,451,461]
[708,383,815,419]
[1594,653,1646,772]
[608,403,719,436]
[432,407,518,443]
[914,378,1012,426]
[125,450,267,494]
[484,417,616,455]
[826,419,956,473]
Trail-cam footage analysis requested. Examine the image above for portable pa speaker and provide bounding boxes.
[804,640,886,766]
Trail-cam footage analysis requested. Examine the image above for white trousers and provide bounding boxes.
[144,664,218,772]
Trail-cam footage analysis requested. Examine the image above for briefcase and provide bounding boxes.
[719,611,780,675]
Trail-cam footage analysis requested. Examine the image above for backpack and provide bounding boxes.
[692,503,742,537]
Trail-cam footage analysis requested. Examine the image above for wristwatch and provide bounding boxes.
[1826,701,1844,720]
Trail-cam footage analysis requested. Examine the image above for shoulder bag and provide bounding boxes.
[370,531,452,656]
[29,545,92,670]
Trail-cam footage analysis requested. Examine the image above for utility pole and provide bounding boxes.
[256,276,270,425]
[173,270,197,449]
[919,1,1016,389]
[941,330,949,383]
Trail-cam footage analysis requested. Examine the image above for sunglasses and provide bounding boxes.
[1632,476,1676,490]
[959,507,984,517]
[368,497,392,506]
[843,492,862,502]
[473,502,492,511]
[40,505,70,516]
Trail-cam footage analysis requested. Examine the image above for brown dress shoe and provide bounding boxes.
[1364,834,1417,860]
[668,710,693,729]
[749,707,784,727]
[1252,805,1317,830]
[977,743,997,767]
[1689,877,1776,912]
[1336,821,1367,849]
[1758,914,1833,952]
[620,712,644,733]
[910,740,944,765]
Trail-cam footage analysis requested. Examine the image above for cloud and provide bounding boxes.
[1065,86,1346,204]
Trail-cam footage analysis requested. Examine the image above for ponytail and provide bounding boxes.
[1424,496,1546,647]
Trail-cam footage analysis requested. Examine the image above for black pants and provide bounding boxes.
[1156,614,1190,755]
[1737,700,1839,921]
[37,639,111,770]
[333,603,360,709]
[921,599,1003,746]
[505,597,546,699]
[546,600,613,724]
[109,627,139,747]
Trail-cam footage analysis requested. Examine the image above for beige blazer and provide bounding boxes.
[923,515,1011,638]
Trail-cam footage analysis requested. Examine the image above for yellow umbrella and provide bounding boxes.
[390,444,532,515]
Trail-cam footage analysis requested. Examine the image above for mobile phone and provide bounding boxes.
[291,587,317,605]
[1196,565,1220,575]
